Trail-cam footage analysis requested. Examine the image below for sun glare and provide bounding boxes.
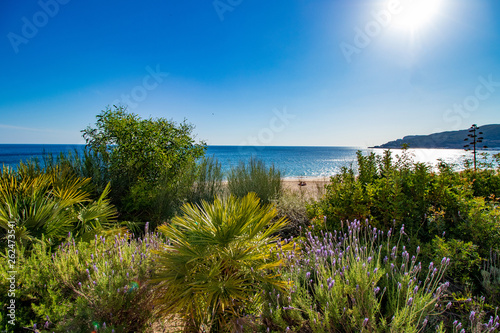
[395,0,443,32]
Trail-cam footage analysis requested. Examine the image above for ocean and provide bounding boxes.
[0,144,498,178]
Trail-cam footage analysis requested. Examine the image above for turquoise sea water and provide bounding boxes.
[0,144,498,178]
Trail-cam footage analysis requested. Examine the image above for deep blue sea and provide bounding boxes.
[1,144,498,178]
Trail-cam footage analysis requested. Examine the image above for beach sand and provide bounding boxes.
[282,176,331,199]
[221,176,332,200]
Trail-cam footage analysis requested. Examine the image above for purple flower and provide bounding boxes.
[446,302,452,310]
[407,297,413,306]
[470,311,476,321]
[363,318,369,327]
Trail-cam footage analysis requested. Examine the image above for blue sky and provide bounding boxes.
[1,0,500,146]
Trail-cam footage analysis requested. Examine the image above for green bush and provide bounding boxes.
[308,149,500,312]
[151,193,292,332]
[228,158,282,204]
[82,106,206,224]
[430,237,482,288]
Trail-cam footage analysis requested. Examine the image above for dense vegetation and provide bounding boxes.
[1,108,500,332]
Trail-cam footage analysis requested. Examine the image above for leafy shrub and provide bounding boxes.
[262,221,451,332]
[309,150,436,238]
[430,237,482,288]
[228,158,282,204]
[0,226,164,331]
[82,106,206,224]
[151,193,292,332]
[463,168,500,200]
[310,149,500,259]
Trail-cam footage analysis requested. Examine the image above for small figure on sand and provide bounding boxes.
[298,181,307,186]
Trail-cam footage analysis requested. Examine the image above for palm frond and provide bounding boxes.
[152,193,293,331]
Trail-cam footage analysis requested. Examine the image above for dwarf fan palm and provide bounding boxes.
[152,193,293,332]
[0,163,117,248]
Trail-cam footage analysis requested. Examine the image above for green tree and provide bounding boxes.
[82,106,206,223]
[151,193,292,332]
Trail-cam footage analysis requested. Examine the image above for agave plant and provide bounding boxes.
[0,163,117,248]
[152,193,293,332]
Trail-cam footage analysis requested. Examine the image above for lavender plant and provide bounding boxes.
[449,297,500,333]
[0,223,165,332]
[262,221,451,332]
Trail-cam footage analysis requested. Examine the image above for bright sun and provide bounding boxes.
[395,0,443,32]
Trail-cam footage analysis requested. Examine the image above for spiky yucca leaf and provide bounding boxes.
[152,193,294,332]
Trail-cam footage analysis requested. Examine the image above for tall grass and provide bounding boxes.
[188,156,224,204]
[228,157,282,204]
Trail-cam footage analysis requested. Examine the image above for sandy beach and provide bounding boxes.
[282,176,331,198]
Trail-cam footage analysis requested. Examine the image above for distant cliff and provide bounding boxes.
[373,124,500,149]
